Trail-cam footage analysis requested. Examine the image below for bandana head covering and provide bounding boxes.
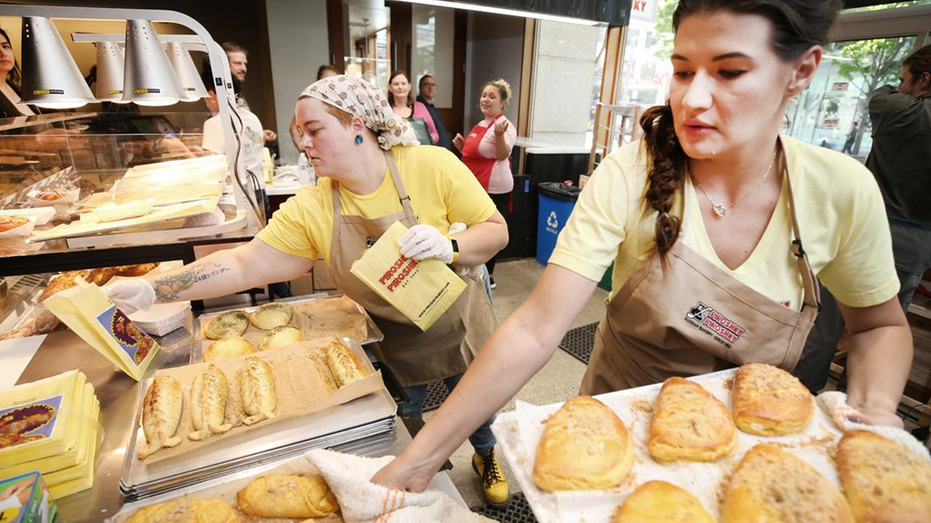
[299,75,419,150]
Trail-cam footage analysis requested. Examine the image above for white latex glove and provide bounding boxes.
[102,278,156,315]
[398,224,453,263]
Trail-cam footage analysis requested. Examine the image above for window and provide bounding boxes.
[784,36,917,160]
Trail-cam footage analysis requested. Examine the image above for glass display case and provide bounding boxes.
[0,110,262,275]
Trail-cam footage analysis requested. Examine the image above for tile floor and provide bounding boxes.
[426,258,609,508]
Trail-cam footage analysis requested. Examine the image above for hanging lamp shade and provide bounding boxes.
[121,19,184,106]
[94,41,128,103]
[20,17,96,109]
[165,42,207,102]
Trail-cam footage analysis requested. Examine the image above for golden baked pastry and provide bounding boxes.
[533,396,633,492]
[188,364,233,441]
[309,349,339,394]
[116,263,160,277]
[722,443,853,523]
[237,474,339,518]
[126,498,239,523]
[325,341,368,387]
[39,270,95,302]
[0,215,29,233]
[258,325,303,351]
[204,336,256,361]
[837,430,931,523]
[613,480,715,523]
[89,267,119,286]
[732,362,813,436]
[648,377,737,462]
[35,189,69,201]
[250,302,293,330]
[203,311,249,340]
[138,376,183,459]
[240,357,277,425]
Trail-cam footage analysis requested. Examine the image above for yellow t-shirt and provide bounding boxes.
[257,145,498,263]
[549,135,899,310]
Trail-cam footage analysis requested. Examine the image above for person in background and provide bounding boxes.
[388,70,439,145]
[0,27,34,118]
[373,0,912,493]
[200,67,291,299]
[452,79,516,290]
[200,69,265,189]
[416,74,452,149]
[222,41,277,144]
[793,44,931,394]
[290,65,340,150]
[841,121,858,154]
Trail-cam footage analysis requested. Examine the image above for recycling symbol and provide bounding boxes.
[546,211,558,229]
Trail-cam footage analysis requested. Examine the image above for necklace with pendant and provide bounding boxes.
[692,149,778,218]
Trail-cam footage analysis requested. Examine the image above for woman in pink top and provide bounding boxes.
[388,70,440,145]
[454,79,517,289]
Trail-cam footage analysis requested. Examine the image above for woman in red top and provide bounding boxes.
[454,79,517,289]
[388,70,439,145]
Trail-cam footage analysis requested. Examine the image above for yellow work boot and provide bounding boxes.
[472,447,510,508]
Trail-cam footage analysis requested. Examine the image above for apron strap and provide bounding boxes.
[383,149,416,218]
[330,149,416,219]
[781,150,821,311]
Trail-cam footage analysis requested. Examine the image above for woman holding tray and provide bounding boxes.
[103,75,513,507]
[372,0,914,491]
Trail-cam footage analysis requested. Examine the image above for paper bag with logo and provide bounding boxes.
[350,221,466,331]
[44,279,159,381]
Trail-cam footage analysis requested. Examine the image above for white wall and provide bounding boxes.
[530,20,602,147]
[464,12,524,131]
[265,0,330,164]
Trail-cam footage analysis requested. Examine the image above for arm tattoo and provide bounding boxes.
[153,262,230,302]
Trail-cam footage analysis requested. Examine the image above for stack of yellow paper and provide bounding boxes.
[0,370,101,499]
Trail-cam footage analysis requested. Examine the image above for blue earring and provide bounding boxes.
[354,135,363,145]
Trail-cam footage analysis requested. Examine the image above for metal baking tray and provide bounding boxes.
[108,420,468,523]
[190,294,384,364]
[119,338,397,500]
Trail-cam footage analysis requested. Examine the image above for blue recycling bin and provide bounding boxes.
[536,182,581,266]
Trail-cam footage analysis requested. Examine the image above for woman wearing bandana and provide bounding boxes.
[103,75,512,507]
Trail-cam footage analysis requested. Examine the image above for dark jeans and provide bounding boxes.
[399,373,497,454]
[486,192,511,276]
[793,221,931,393]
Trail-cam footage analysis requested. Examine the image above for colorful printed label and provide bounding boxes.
[0,396,62,451]
[684,302,746,349]
[96,305,157,366]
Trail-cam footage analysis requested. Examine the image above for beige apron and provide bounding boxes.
[328,150,498,387]
[580,161,820,394]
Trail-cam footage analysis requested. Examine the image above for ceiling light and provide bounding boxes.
[395,0,602,26]
[121,19,184,106]
[20,16,96,109]
[94,41,129,103]
[166,41,207,102]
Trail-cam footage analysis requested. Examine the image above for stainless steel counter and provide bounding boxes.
[15,317,464,521]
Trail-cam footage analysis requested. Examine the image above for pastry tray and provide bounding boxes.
[491,368,845,523]
[119,339,397,501]
[191,294,384,363]
[108,421,468,523]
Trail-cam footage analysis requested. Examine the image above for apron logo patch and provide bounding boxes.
[685,302,745,348]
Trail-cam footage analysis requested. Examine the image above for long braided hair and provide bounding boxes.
[640,0,840,262]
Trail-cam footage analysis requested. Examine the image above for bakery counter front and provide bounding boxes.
[5,294,467,522]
